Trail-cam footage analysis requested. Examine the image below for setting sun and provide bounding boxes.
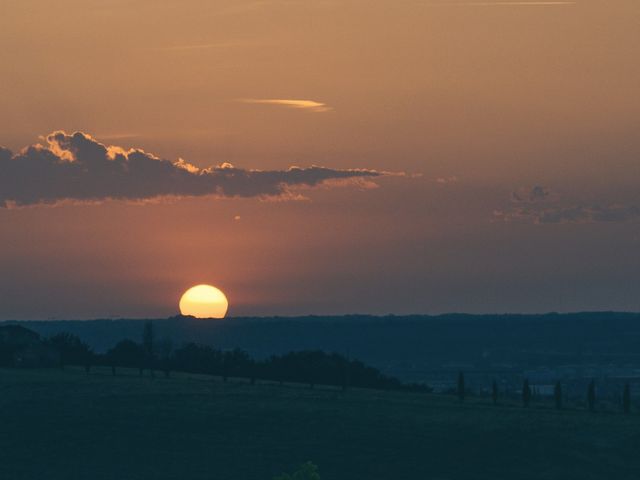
[179,285,229,319]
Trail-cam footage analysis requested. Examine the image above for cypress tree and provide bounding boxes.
[457,372,465,402]
[142,321,155,374]
[522,379,531,408]
[491,380,498,405]
[623,383,631,414]
[554,381,563,410]
[342,359,351,392]
[587,380,596,412]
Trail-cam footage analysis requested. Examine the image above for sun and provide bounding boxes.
[179,285,229,319]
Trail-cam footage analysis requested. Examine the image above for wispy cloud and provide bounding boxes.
[238,99,332,113]
[93,132,143,141]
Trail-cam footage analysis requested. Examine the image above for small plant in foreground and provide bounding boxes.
[273,462,320,480]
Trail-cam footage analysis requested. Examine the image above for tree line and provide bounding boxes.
[456,371,633,414]
[45,322,417,392]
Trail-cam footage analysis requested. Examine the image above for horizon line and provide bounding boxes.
[1,310,638,322]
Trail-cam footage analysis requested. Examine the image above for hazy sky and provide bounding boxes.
[1,0,639,319]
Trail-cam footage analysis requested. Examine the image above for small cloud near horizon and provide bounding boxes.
[495,186,640,224]
[511,185,551,203]
[494,204,640,224]
[436,176,459,185]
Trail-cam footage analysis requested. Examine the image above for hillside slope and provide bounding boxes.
[1,368,639,480]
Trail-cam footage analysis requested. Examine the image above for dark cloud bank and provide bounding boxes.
[0,131,387,208]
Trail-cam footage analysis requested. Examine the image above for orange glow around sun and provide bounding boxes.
[179,284,229,319]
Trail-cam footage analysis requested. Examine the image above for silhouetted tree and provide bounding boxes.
[142,321,155,376]
[554,381,563,410]
[623,383,631,414]
[587,380,596,412]
[106,339,145,374]
[342,356,351,392]
[158,338,173,378]
[223,349,254,381]
[46,333,94,370]
[172,343,223,375]
[0,325,42,367]
[142,322,154,356]
[302,352,320,390]
[244,354,258,383]
[457,372,465,402]
[522,379,531,408]
[222,355,229,383]
[491,380,498,405]
[106,347,118,375]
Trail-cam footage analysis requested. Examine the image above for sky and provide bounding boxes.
[0,0,639,319]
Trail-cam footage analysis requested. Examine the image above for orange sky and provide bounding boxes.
[0,0,639,318]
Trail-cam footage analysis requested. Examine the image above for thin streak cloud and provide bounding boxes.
[239,99,332,113]
[149,41,266,52]
[162,43,236,51]
[429,1,575,6]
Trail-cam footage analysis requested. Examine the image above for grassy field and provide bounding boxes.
[1,368,639,480]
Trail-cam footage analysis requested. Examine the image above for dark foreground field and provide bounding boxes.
[1,368,639,480]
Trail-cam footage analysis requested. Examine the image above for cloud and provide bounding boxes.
[0,131,388,208]
[239,99,332,113]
